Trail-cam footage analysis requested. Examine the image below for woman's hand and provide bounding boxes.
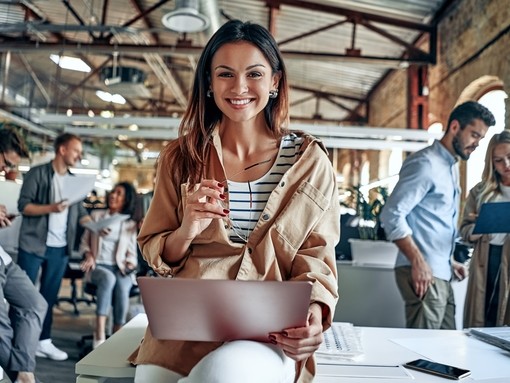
[179,179,227,240]
[124,261,136,275]
[452,260,468,281]
[99,227,111,237]
[80,254,96,272]
[0,204,11,228]
[269,303,324,362]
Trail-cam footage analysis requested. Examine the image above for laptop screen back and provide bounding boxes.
[137,277,313,342]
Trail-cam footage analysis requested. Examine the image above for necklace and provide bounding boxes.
[220,157,273,243]
[221,158,273,183]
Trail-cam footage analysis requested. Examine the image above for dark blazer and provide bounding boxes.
[18,161,88,256]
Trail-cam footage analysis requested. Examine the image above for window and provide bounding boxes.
[466,90,507,193]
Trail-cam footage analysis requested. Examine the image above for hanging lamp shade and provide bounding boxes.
[161,0,209,33]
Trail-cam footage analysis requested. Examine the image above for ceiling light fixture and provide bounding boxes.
[161,0,209,33]
[50,54,91,72]
[96,90,126,105]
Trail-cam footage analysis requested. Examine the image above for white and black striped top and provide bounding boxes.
[226,133,304,243]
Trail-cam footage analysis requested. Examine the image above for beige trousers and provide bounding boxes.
[395,266,456,329]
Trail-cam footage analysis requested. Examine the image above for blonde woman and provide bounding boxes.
[460,130,510,327]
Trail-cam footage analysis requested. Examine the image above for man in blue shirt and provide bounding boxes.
[381,101,495,329]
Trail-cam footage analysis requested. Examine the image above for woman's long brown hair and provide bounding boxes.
[160,20,290,189]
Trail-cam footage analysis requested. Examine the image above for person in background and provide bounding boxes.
[129,20,340,383]
[460,130,510,328]
[381,101,495,329]
[79,181,138,348]
[0,128,48,383]
[17,133,91,361]
[83,190,102,212]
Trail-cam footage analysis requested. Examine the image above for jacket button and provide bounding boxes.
[280,181,285,187]
[248,248,252,254]
[262,213,270,220]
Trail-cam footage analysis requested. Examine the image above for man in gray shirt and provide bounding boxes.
[0,127,47,383]
[17,133,91,361]
[381,101,495,329]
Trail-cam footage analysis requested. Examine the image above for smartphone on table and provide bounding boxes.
[403,358,471,380]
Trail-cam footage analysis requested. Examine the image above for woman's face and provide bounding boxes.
[493,142,510,184]
[108,185,126,213]
[209,41,279,124]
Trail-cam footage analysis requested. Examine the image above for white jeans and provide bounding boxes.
[134,340,295,383]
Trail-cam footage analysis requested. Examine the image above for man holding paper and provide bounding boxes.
[17,133,92,361]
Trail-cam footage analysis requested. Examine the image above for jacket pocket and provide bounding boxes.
[275,181,329,250]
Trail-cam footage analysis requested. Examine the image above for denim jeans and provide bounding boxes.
[17,246,68,340]
[90,264,132,326]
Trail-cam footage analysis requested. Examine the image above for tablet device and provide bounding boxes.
[137,277,312,342]
[472,202,510,234]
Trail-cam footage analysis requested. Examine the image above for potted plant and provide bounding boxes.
[343,185,398,266]
[343,185,388,240]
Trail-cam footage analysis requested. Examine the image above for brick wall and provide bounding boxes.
[366,0,509,182]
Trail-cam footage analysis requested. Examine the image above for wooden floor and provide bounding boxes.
[2,279,139,383]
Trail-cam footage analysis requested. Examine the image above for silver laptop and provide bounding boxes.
[137,277,312,342]
[468,327,510,352]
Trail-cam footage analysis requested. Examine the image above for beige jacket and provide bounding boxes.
[129,130,340,382]
[459,182,510,328]
[79,209,138,273]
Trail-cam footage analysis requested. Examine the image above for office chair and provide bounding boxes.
[77,277,142,358]
[57,258,94,315]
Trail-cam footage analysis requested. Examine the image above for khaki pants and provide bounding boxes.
[395,266,456,329]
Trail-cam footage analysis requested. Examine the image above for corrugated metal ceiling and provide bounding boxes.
[0,0,452,138]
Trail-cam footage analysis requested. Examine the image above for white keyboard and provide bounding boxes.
[317,322,364,359]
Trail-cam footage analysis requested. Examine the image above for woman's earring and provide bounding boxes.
[269,90,278,99]
[207,90,213,98]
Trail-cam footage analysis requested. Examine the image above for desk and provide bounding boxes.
[334,262,468,329]
[75,314,144,383]
[76,314,510,383]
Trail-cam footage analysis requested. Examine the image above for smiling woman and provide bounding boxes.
[131,19,340,383]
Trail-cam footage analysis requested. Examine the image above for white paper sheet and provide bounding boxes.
[82,213,130,234]
[391,334,510,380]
[61,175,96,205]
[0,180,22,214]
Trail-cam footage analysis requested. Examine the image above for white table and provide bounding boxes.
[76,314,510,383]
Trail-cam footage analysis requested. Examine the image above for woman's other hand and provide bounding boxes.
[99,227,111,237]
[80,253,96,272]
[452,260,468,281]
[269,303,324,362]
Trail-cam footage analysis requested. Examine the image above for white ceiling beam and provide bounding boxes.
[34,113,441,152]
[292,122,442,141]
[34,114,181,128]
[35,114,442,140]
[63,126,178,140]
[0,108,57,137]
